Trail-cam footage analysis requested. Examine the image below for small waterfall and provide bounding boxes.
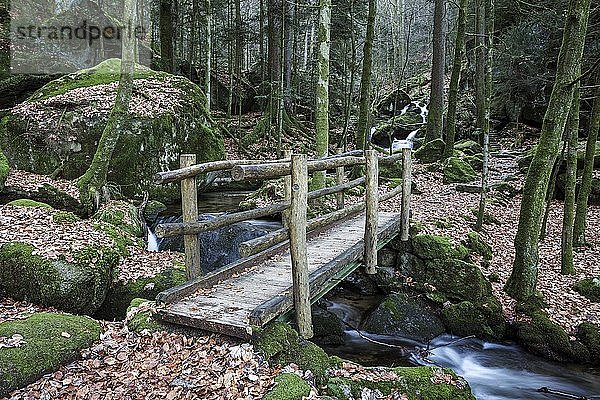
[147,230,159,251]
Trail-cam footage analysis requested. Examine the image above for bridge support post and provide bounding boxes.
[180,154,202,280]
[364,150,378,275]
[289,154,313,339]
[401,146,413,241]
[336,148,345,210]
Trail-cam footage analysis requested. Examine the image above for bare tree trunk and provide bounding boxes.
[475,0,486,132]
[78,0,137,212]
[425,0,446,143]
[505,0,591,301]
[355,0,376,150]
[204,0,212,111]
[160,0,174,73]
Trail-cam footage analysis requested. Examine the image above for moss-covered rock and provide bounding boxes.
[411,234,469,261]
[93,200,143,237]
[441,298,506,340]
[6,199,52,208]
[415,138,445,164]
[0,242,119,314]
[254,322,335,384]
[52,211,81,223]
[443,157,477,184]
[312,307,345,346]
[573,277,600,303]
[0,312,101,397]
[0,149,8,192]
[465,231,492,262]
[95,267,187,320]
[326,366,475,400]
[576,323,600,363]
[263,373,311,400]
[144,200,167,224]
[125,298,169,333]
[453,140,483,156]
[463,155,484,171]
[0,59,224,202]
[515,311,575,362]
[362,293,445,341]
[420,259,493,303]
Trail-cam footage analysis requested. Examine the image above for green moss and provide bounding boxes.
[516,310,575,361]
[7,199,52,208]
[421,259,493,302]
[93,201,143,237]
[93,222,140,256]
[453,140,483,155]
[466,231,493,261]
[576,323,600,363]
[0,242,118,314]
[52,211,81,223]
[379,161,403,179]
[0,312,101,396]
[412,234,470,261]
[95,267,186,320]
[144,200,167,223]
[415,138,445,164]
[573,277,600,302]
[0,149,8,192]
[263,373,310,400]
[254,322,335,384]
[463,155,484,171]
[441,298,506,340]
[443,157,478,184]
[433,217,454,229]
[326,366,475,400]
[125,299,167,333]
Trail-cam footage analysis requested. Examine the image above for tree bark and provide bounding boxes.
[475,0,486,132]
[444,0,467,158]
[159,0,174,73]
[355,0,376,150]
[425,0,446,143]
[204,0,212,111]
[505,0,591,301]
[573,66,600,245]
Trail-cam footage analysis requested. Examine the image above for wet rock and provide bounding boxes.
[441,298,506,341]
[311,306,345,346]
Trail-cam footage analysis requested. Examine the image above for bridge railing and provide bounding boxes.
[153,145,413,338]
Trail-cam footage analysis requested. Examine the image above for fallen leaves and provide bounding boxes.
[0,334,25,349]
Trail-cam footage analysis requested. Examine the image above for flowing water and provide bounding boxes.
[321,295,600,400]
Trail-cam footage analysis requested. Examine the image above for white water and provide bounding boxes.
[147,230,159,252]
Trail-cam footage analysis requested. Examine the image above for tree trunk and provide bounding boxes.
[444,0,467,158]
[313,0,331,190]
[78,0,137,212]
[504,0,591,301]
[234,0,243,77]
[475,0,486,132]
[561,84,580,275]
[355,0,376,150]
[204,0,212,111]
[159,0,174,73]
[425,0,446,143]
[573,66,600,245]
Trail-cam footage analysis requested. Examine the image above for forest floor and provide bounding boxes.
[1,137,599,399]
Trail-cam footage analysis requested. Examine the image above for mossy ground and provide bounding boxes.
[0,149,8,191]
[263,373,310,400]
[93,201,143,237]
[0,313,101,396]
[6,199,52,208]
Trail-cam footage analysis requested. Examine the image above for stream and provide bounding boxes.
[321,295,600,400]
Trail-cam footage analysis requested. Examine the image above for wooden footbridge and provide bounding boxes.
[153,146,414,339]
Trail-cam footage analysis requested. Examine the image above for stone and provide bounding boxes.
[441,298,506,341]
[0,313,101,397]
[263,373,311,400]
[443,157,478,184]
[411,234,470,261]
[415,138,445,164]
[453,140,483,156]
[362,293,445,341]
[93,200,143,237]
[311,306,345,346]
[576,323,600,364]
[516,311,575,362]
[573,277,600,303]
[0,59,224,201]
[465,231,493,261]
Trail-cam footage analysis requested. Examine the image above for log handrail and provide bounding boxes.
[154,145,413,340]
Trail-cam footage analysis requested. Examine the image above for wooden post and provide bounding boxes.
[180,154,202,280]
[364,150,378,275]
[289,154,313,339]
[283,149,293,228]
[336,148,345,210]
[401,144,413,241]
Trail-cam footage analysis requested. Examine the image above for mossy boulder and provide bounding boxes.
[515,311,575,362]
[144,200,167,225]
[326,366,475,400]
[0,312,101,397]
[0,58,224,202]
[415,138,445,164]
[0,242,119,314]
[463,155,484,171]
[254,322,335,384]
[443,157,478,184]
[125,298,170,333]
[576,323,600,363]
[6,199,52,208]
[263,373,311,400]
[93,200,143,237]
[465,231,492,262]
[419,259,493,303]
[362,293,445,341]
[574,277,600,303]
[0,149,8,192]
[312,307,345,346]
[411,235,469,261]
[441,298,506,340]
[95,267,187,320]
[453,140,482,156]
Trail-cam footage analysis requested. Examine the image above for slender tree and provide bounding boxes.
[160,0,174,73]
[78,0,137,211]
[204,0,212,111]
[505,0,592,301]
[313,0,331,189]
[574,66,600,245]
[355,0,376,151]
[561,83,581,275]
[444,0,468,158]
[425,0,445,143]
[474,0,485,132]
